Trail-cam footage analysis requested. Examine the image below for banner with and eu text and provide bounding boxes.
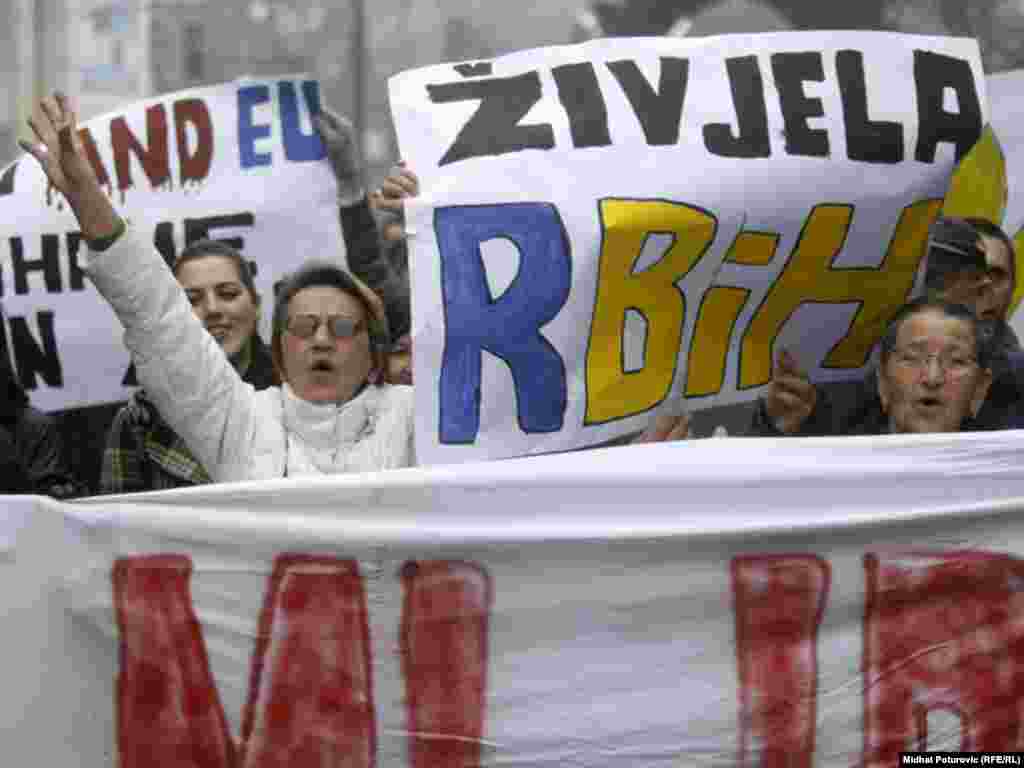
[389,31,989,464]
[3,431,1024,765]
[0,75,341,412]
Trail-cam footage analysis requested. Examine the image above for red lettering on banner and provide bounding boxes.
[174,98,214,185]
[110,104,171,194]
[400,560,493,768]
[863,551,1024,764]
[731,554,831,767]
[239,554,376,767]
[114,554,493,767]
[77,127,111,188]
[113,554,235,767]
[114,554,377,768]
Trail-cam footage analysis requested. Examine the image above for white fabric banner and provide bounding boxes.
[0,76,341,412]
[389,32,987,465]
[4,431,1024,765]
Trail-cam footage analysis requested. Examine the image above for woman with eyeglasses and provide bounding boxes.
[25,93,414,481]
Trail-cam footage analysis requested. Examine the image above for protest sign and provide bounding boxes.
[0,76,341,412]
[984,69,1024,338]
[389,32,986,464]
[4,430,1024,765]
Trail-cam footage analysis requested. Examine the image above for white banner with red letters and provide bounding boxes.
[3,431,1024,765]
[390,31,988,465]
[0,76,341,412]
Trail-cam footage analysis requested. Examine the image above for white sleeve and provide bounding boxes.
[82,225,258,481]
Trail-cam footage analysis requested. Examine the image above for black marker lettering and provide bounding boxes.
[704,56,770,158]
[836,50,903,164]
[153,221,177,267]
[607,57,689,146]
[66,232,86,291]
[454,62,493,78]
[771,52,829,158]
[11,235,62,294]
[10,311,62,388]
[185,212,255,251]
[0,163,16,196]
[428,72,555,165]
[914,50,982,164]
[552,62,612,149]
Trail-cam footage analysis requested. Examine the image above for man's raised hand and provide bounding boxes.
[764,348,817,434]
[313,107,363,203]
[371,163,420,241]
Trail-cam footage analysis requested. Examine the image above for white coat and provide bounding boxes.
[84,227,415,482]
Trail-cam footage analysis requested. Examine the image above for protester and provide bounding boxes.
[1,356,82,497]
[943,217,1019,356]
[372,163,418,384]
[366,164,419,384]
[316,108,413,382]
[100,108,411,493]
[872,299,993,434]
[751,216,1022,436]
[24,92,415,481]
[99,239,275,493]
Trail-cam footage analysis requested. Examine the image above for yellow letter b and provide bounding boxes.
[585,199,717,424]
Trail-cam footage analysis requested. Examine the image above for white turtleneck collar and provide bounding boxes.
[279,382,380,454]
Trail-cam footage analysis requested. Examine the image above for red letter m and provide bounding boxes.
[113,554,491,768]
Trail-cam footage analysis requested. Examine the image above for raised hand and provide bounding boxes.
[764,348,817,434]
[21,92,94,199]
[634,398,691,443]
[371,163,419,241]
[21,92,120,240]
[313,106,363,202]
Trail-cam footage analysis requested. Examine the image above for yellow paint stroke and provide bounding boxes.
[942,125,1007,224]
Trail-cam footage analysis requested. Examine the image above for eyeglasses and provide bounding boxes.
[285,314,365,340]
[890,348,978,379]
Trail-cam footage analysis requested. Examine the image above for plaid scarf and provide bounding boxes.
[100,336,276,494]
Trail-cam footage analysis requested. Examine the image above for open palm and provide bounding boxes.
[21,92,95,199]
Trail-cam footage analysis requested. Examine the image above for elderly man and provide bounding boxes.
[850,299,994,434]
[750,216,1021,435]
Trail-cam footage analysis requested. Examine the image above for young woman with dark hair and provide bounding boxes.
[100,239,276,493]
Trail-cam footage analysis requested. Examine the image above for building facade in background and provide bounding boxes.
[8,0,1023,172]
[144,0,581,177]
[0,0,151,167]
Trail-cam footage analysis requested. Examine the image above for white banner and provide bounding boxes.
[389,32,987,464]
[0,76,341,412]
[4,431,1024,765]
[987,69,1024,346]
[989,70,1024,241]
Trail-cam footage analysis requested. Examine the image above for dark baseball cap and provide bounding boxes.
[923,217,987,292]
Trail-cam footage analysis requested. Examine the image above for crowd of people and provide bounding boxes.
[1,89,1020,497]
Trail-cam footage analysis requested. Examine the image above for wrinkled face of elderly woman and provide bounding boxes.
[280,285,374,403]
[878,307,993,434]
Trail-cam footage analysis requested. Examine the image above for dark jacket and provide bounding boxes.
[749,322,1024,436]
[1,406,81,497]
[340,197,410,341]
